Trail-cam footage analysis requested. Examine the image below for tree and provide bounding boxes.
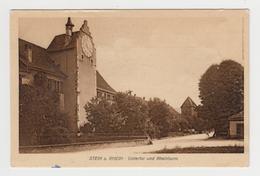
[84,97,122,133]
[195,105,212,131]
[19,72,72,145]
[114,92,149,134]
[147,98,179,138]
[85,91,149,135]
[84,92,182,138]
[169,117,190,132]
[198,60,244,136]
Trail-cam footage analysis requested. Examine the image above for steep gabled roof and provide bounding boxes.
[96,71,116,93]
[181,97,197,108]
[47,31,80,52]
[19,38,67,78]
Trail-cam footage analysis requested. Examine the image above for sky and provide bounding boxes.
[19,10,246,111]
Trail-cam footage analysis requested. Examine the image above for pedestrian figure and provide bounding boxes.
[146,134,153,145]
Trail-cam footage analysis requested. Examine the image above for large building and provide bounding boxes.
[19,17,116,133]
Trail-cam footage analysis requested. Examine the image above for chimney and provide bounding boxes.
[24,44,32,63]
[65,17,74,36]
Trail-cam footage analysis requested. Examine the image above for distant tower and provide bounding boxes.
[65,17,74,36]
[181,97,197,118]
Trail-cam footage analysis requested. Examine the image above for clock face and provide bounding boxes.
[81,35,94,57]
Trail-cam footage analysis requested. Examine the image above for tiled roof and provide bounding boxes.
[47,31,80,52]
[96,71,116,93]
[228,111,244,121]
[181,97,197,108]
[19,38,66,78]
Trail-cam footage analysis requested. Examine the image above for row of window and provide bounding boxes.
[97,91,115,100]
[47,78,63,93]
[19,75,64,93]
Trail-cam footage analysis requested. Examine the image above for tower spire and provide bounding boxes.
[65,17,74,36]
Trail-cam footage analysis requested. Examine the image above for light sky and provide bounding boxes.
[19,10,246,111]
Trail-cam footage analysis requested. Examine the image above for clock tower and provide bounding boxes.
[47,18,97,133]
[47,18,115,133]
[77,20,97,125]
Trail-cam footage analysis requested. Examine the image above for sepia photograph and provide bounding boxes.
[10,10,248,167]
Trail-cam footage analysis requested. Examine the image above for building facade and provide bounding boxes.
[19,17,116,133]
[228,111,244,139]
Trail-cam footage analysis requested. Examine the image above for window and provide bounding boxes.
[60,82,63,93]
[55,81,59,92]
[57,81,60,92]
[97,91,102,98]
[51,79,55,91]
[58,81,60,92]
[47,79,52,89]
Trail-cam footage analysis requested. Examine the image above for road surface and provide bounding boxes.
[77,133,244,154]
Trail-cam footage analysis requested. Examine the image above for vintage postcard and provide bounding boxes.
[11,10,249,167]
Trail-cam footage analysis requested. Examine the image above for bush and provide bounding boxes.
[39,126,73,145]
[80,123,93,134]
